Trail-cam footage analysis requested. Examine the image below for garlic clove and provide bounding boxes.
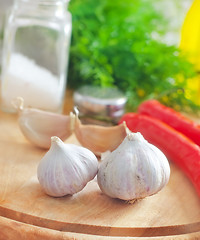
[37,136,98,197]
[12,97,73,149]
[97,132,170,201]
[73,112,128,155]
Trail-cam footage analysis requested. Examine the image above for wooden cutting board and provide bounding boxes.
[0,102,200,239]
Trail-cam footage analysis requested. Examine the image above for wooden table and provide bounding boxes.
[0,92,200,239]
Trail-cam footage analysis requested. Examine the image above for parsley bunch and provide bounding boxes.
[68,0,199,113]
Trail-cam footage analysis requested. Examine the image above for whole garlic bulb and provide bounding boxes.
[97,132,170,201]
[37,136,98,197]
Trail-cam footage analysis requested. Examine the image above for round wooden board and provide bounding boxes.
[0,108,200,240]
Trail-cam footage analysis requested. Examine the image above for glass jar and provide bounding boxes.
[0,0,72,113]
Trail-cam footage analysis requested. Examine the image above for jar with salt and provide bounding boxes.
[0,0,72,113]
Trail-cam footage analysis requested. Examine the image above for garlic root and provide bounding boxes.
[13,97,73,149]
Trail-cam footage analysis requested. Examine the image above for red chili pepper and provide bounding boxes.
[119,113,200,196]
[138,99,200,146]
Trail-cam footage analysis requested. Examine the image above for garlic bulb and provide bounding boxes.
[72,110,127,155]
[37,136,98,197]
[97,132,170,201]
[12,97,73,149]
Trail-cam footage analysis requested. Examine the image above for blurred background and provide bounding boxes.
[0,0,13,59]
[1,0,199,116]
[0,0,193,50]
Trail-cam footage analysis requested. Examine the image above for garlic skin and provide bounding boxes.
[73,112,127,155]
[37,136,98,197]
[13,97,73,149]
[97,132,170,201]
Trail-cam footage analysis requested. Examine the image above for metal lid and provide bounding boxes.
[73,85,127,125]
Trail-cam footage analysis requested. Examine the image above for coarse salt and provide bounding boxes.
[1,53,64,112]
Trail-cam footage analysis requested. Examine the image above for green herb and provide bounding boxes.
[68,0,199,114]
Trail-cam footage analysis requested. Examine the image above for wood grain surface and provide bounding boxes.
[0,93,200,239]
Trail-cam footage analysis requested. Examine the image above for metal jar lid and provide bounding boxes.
[73,85,127,125]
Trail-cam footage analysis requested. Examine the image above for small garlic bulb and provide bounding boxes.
[97,132,170,201]
[37,136,98,197]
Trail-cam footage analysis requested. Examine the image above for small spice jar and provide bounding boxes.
[73,85,127,125]
[0,0,72,113]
